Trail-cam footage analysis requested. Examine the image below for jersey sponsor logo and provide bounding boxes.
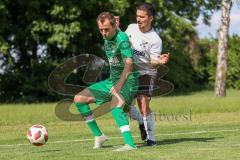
[133,49,145,57]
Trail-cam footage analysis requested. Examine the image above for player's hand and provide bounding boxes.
[159,53,170,64]
[110,83,122,95]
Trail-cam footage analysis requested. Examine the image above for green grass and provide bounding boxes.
[0,90,240,160]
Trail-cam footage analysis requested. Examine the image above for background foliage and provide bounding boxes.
[0,0,239,102]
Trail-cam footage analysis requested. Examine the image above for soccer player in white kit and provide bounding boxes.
[125,2,170,146]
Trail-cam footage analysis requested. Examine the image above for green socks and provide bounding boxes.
[75,102,136,147]
[111,107,136,148]
[75,102,102,136]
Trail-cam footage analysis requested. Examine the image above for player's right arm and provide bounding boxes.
[110,57,133,95]
[149,38,170,67]
[110,33,134,94]
[150,53,170,67]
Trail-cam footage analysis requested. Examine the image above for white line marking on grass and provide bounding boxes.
[0,128,239,148]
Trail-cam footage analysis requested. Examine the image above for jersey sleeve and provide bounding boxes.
[149,39,162,60]
[117,32,133,58]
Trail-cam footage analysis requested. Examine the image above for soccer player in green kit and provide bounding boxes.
[74,12,138,152]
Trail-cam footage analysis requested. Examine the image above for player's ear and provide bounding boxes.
[114,16,120,28]
[149,16,153,22]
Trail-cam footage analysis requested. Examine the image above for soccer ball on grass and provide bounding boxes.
[27,124,48,146]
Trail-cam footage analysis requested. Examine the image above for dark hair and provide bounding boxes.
[96,12,116,26]
[136,2,155,16]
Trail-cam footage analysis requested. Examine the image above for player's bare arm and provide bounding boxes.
[110,58,133,94]
[150,52,170,68]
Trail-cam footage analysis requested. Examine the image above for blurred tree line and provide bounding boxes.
[0,0,239,103]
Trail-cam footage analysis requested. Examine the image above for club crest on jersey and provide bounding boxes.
[140,41,148,48]
[104,41,117,52]
[109,56,120,66]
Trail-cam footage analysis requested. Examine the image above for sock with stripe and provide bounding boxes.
[75,102,102,137]
[111,106,136,148]
[143,112,155,141]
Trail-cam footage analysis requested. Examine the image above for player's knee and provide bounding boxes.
[118,97,125,106]
[110,97,125,108]
[74,94,85,103]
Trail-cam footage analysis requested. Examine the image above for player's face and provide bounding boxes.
[136,9,153,32]
[98,19,116,40]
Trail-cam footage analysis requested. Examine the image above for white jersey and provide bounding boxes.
[125,24,162,76]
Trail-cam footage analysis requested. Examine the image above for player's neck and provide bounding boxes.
[107,30,117,40]
[139,25,152,33]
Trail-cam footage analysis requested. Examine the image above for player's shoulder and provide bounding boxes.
[116,31,129,42]
[127,23,138,30]
[149,29,162,44]
[126,23,138,33]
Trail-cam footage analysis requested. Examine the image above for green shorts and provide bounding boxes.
[88,77,138,110]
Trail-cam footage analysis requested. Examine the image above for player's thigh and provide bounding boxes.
[137,95,151,115]
[74,88,95,104]
[120,78,138,111]
[137,75,155,97]
[88,79,112,105]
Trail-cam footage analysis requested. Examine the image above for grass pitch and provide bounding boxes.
[0,90,240,160]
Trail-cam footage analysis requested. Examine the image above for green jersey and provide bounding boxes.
[104,31,137,83]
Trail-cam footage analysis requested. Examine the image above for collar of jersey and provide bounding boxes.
[104,30,119,41]
[139,26,153,34]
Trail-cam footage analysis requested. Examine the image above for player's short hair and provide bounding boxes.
[136,2,155,16]
[97,12,116,26]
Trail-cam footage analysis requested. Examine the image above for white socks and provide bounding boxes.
[143,112,155,141]
[128,105,155,141]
